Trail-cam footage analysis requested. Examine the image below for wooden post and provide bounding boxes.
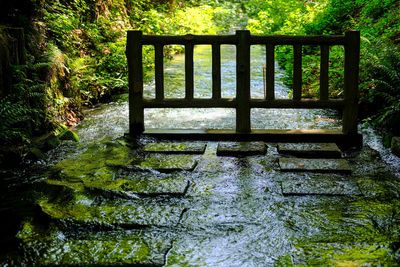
[293,44,302,101]
[266,44,275,100]
[236,30,251,133]
[185,43,194,100]
[320,45,329,101]
[342,31,360,135]
[126,31,144,135]
[155,44,164,100]
[212,44,221,99]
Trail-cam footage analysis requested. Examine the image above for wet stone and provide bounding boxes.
[277,142,342,158]
[132,155,198,172]
[84,176,190,197]
[291,242,396,266]
[143,142,207,154]
[39,238,170,266]
[217,141,267,156]
[39,198,184,227]
[279,158,351,174]
[281,176,361,196]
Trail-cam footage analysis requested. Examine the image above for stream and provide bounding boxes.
[1,44,400,266]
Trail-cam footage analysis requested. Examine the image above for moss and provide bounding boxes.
[40,239,150,266]
[54,142,132,179]
[133,155,198,172]
[58,129,79,142]
[294,242,396,266]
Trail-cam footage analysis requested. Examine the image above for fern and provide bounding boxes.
[367,44,400,134]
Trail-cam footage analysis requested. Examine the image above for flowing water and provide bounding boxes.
[1,44,400,266]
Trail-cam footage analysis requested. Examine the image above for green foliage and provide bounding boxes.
[362,45,400,134]
[0,63,46,145]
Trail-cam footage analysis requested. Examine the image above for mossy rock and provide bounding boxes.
[54,142,132,179]
[58,129,79,142]
[27,147,48,161]
[391,136,400,157]
[382,132,393,148]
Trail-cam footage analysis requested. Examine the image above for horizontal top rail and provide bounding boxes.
[135,32,346,46]
[141,34,237,45]
[250,35,346,45]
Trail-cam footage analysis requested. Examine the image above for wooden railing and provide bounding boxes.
[126,30,360,138]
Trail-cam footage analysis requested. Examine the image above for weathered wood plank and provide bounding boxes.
[266,44,275,100]
[342,31,360,135]
[320,45,329,101]
[236,30,251,133]
[142,98,345,109]
[250,35,346,45]
[127,31,144,135]
[250,99,345,109]
[293,44,302,101]
[155,44,164,100]
[141,34,346,46]
[142,34,237,45]
[185,43,194,100]
[212,44,221,99]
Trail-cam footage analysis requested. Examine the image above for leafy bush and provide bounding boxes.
[362,44,400,134]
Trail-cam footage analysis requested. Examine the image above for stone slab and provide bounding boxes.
[132,155,198,172]
[39,238,171,266]
[277,143,341,158]
[39,200,184,227]
[85,177,190,197]
[144,142,207,154]
[217,141,267,156]
[279,158,351,174]
[281,178,361,196]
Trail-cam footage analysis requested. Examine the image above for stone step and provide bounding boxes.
[281,175,361,196]
[38,239,170,266]
[144,142,207,154]
[132,155,198,172]
[216,141,267,156]
[84,177,190,197]
[277,143,342,158]
[279,158,351,174]
[39,197,184,228]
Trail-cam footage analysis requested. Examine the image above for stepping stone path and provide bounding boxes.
[281,175,362,196]
[10,139,400,266]
[144,142,207,154]
[277,142,341,158]
[84,176,190,197]
[132,154,198,172]
[217,141,267,156]
[38,238,171,266]
[279,158,352,174]
[39,197,184,227]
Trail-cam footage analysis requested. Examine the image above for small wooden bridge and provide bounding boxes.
[126,30,361,146]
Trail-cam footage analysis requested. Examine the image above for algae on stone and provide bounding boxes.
[144,142,207,154]
[217,141,267,156]
[132,155,198,172]
[38,193,185,227]
[279,158,351,173]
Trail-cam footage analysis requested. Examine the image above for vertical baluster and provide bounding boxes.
[212,43,221,99]
[236,30,251,133]
[127,30,144,135]
[266,44,275,100]
[293,44,302,101]
[320,45,329,101]
[343,31,360,135]
[185,43,194,100]
[155,44,164,100]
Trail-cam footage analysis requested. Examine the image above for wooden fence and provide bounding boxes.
[126,30,360,142]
